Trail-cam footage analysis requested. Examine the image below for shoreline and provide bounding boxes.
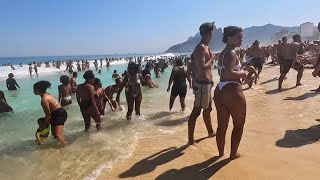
[98,66,320,180]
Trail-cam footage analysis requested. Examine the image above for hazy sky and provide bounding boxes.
[1,0,319,57]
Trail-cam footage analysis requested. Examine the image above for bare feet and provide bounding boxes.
[311,88,320,92]
[278,88,282,92]
[296,83,302,87]
[230,153,241,160]
[188,140,195,145]
[96,123,102,131]
[208,132,216,138]
[219,153,224,157]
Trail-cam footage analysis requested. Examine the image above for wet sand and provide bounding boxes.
[99,65,320,180]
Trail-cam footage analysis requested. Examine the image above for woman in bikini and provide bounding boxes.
[58,75,72,107]
[33,81,67,145]
[116,63,145,120]
[214,26,247,160]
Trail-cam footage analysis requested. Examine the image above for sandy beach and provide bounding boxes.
[99,65,320,180]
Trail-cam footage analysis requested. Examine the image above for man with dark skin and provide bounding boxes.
[70,72,78,93]
[278,34,304,91]
[188,22,215,145]
[6,73,20,90]
[250,40,264,75]
[311,22,320,91]
[76,70,102,131]
[104,78,123,111]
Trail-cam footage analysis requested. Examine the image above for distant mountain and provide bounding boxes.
[165,24,299,53]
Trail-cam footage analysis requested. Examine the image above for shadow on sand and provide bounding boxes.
[283,92,318,101]
[155,156,230,180]
[155,116,188,127]
[260,77,278,85]
[276,124,320,148]
[118,137,210,179]
[265,86,296,95]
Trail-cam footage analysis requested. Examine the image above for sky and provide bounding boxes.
[0,0,320,57]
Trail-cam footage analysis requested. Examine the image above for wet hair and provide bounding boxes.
[176,59,183,66]
[33,81,51,93]
[114,70,117,73]
[127,63,140,74]
[222,26,243,43]
[83,70,95,80]
[72,72,78,77]
[60,75,70,85]
[282,36,287,41]
[293,34,301,41]
[8,73,14,78]
[115,78,122,84]
[94,78,101,85]
[37,118,45,125]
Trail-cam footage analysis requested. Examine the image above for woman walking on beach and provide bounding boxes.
[214,26,247,160]
[116,63,144,120]
[167,59,191,111]
[33,81,67,145]
[6,73,20,90]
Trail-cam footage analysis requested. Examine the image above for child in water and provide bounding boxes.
[35,118,50,145]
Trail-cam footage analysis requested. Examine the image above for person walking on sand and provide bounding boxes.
[278,34,304,91]
[214,26,247,160]
[188,22,215,145]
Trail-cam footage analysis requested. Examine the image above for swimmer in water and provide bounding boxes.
[116,63,145,120]
[76,70,102,131]
[6,73,20,90]
[58,75,72,107]
[94,78,115,116]
[33,81,67,145]
[112,70,121,79]
[35,118,50,145]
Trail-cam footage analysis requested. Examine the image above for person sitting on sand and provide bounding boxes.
[70,72,78,93]
[167,59,191,111]
[116,63,145,120]
[35,118,50,145]
[278,34,304,91]
[58,75,72,107]
[188,22,215,145]
[33,81,67,145]
[0,90,13,113]
[214,26,247,160]
[105,78,123,111]
[93,78,115,116]
[6,73,20,90]
[76,70,102,131]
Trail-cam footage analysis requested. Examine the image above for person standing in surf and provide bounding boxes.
[33,81,68,145]
[214,26,247,160]
[70,72,78,94]
[76,70,102,131]
[188,22,215,145]
[6,73,20,90]
[58,75,72,107]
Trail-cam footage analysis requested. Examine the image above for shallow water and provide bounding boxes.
[0,63,195,180]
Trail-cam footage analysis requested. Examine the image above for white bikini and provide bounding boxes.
[217,50,242,90]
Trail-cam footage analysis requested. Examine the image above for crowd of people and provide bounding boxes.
[1,22,320,161]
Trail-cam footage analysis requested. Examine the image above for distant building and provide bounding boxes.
[300,22,314,38]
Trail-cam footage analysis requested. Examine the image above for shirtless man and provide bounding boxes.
[188,22,215,145]
[278,34,304,91]
[250,40,264,75]
[104,78,123,111]
[29,64,33,76]
[76,70,102,131]
[70,72,78,93]
[311,23,320,91]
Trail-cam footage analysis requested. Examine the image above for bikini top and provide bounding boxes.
[218,50,242,75]
[126,74,141,86]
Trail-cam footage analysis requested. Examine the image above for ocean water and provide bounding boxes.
[0,62,196,180]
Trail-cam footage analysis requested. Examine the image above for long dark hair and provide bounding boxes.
[33,81,51,93]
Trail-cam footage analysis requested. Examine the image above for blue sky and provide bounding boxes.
[0,0,319,57]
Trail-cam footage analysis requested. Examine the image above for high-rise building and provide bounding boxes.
[300,22,314,38]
